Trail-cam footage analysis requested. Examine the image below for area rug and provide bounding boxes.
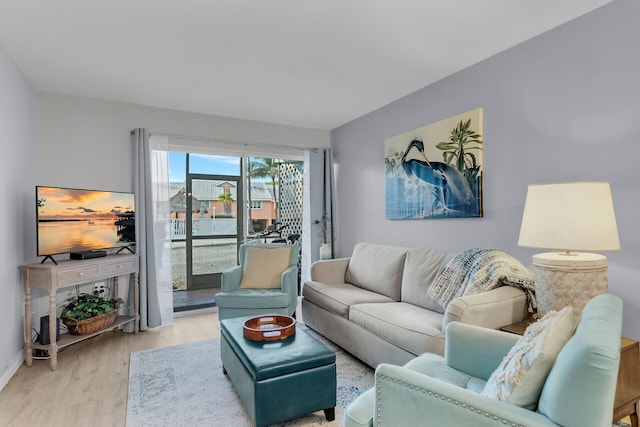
[127,330,632,427]
[126,328,374,426]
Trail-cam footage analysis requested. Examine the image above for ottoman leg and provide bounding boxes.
[324,407,335,421]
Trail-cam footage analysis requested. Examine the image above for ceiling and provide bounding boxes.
[0,0,612,130]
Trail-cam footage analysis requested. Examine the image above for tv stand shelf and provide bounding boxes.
[21,253,139,370]
[29,315,136,351]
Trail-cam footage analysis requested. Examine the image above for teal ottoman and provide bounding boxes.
[220,316,336,427]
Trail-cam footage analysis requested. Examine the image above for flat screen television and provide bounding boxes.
[36,186,135,263]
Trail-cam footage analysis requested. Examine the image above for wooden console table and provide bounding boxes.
[501,319,640,427]
[21,253,139,370]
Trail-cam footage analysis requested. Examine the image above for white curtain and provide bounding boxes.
[132,129,173,329]
[301,148,335,284]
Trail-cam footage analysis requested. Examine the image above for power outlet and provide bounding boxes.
[93,284,106,299]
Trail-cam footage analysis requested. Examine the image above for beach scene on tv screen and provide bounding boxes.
[37,187,135,255]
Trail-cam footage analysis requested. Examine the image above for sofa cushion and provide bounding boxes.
[344,242,407,301]
[349,302,445,356]
[302,281,394,318]
[400,248,450,313]
[239,245,292,289]
[403,352,487,393]
[481,306,575,410]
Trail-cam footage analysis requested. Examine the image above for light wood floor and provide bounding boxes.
[0,312,220,427]
[1,308,632,427]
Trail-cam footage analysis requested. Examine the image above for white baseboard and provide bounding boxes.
[0,350,25,393]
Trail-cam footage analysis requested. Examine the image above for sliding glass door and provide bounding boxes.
[187,175,242,289]
[169,151,304,312]
[170,153,243,311]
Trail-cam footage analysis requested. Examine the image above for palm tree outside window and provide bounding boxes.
[218,192,233,215]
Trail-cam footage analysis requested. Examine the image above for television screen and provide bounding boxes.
[36,186,135,256]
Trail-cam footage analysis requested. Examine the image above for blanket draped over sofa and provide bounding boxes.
[429,247,537,313]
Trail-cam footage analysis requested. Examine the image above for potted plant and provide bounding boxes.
[60,293,125,335]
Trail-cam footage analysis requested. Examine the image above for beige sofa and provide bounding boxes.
[301,242,531,368]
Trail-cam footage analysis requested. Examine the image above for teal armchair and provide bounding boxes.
[345,293,622,427]
[215,243,300,320]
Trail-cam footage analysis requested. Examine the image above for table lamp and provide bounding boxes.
[518,182,620,318]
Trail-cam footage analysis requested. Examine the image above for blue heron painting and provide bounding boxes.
[385,109,483,219]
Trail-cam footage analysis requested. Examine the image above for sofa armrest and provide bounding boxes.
[444,322,519,380]
[443,286,528,331]
[221,265,242,292]
[374,363,556,427]
[310,257,351,283]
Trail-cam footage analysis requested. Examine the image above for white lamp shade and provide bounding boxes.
[518,182,621,252]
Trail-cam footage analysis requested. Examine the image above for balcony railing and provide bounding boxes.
[170,218,237,239]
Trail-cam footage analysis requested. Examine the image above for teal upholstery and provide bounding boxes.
[220,316,336,427]
[215,243,299,320]
[344,294,623,427]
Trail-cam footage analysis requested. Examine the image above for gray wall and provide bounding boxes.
[0,45,38,388]
[331,0,640,339]
[39,93,330,195]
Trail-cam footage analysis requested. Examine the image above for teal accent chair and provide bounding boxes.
[215,243,300,320]
[345,293,623,427]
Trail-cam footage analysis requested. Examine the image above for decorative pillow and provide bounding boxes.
[481,306,575,410]
[238,246,292,289]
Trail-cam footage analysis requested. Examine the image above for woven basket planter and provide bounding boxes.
[62,310,118,335]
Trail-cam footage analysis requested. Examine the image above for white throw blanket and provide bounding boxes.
[429,248,537,312]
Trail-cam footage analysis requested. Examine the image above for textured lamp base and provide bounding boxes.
[533,252,608,319]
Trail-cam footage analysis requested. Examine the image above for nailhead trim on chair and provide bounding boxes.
[376,375,524,427]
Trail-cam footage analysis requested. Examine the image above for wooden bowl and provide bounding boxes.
[243,315,296,341]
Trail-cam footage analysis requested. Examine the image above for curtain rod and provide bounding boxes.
[150,131,308,152]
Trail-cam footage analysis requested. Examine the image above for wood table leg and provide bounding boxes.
[630,401,639,427]
[49,290,58,371]
[24,286,32,367]
[134,271,139,333]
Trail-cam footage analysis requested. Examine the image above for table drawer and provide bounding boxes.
[102,259,136,276]
[57,265,101,286]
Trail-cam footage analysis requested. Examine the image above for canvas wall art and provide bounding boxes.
[385,108,483,219]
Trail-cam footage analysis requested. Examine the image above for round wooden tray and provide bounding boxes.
[243,315,296,341]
